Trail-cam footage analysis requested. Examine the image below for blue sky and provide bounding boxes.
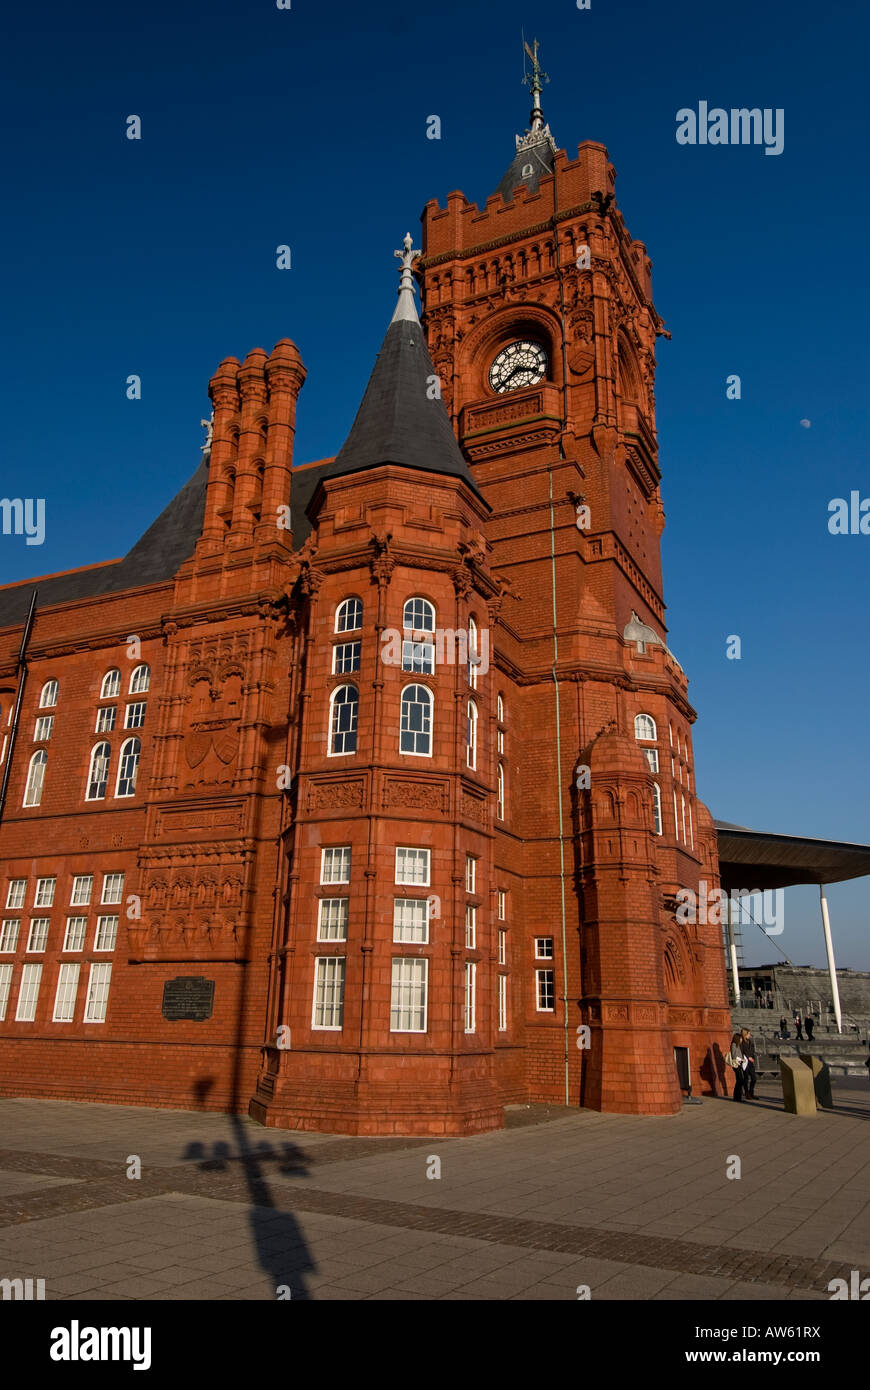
[2,0,868,968]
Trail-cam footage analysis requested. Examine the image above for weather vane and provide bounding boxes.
[522,35,549,98]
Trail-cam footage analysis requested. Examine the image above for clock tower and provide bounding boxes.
[417,44,730,1114]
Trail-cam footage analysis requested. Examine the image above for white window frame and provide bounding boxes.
[536,967,555,1013]
[86,742,111,801]
[466,700,477,770]
[39,680,58,709]
[34,877,56,908]
[23,750,47,806]
[652,783,663,836]
[63,917,87,952]
[332,641,361,675]
[125,701,146,730]
[26,918,50,953]
[399,683,433,758]
[465,904,476,949]
[467,617,480,690]
[0,920,20,953]
[129,664,150,694]
[497,889,506,921]
[395,847,430,886]
[320,846,351,885]
[53,963,80,1023]
[6,879,26,910]
[101,669,121,699]
[16,962,42,1020]
[496,764,505,821]
[393,898,429,944]
[101,873,124,905]
[634,713,657,742]
[95,705,116,733]
[497,693,504,723]
[465,855,476,894]
[535,936,554,960]
[94,915,119,952]
[115,737,141,798]
[71,874,93,906]
[311,956,346,1030]
[464,960,476,1032]
[34,715,54,742]
[643,747,659,773]
[335,597,362,633]
[328,684,359,757]
[390,957,428,1033]
[84,962,112,1023]
[498,973,507,1031]
[317,898,349,942]
[498,928,507,965]
[0,963,12,1021]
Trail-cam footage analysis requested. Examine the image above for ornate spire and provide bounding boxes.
[522,36,549,133]
[391,232,420,324]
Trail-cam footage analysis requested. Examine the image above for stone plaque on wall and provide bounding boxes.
[161,976,215,1021]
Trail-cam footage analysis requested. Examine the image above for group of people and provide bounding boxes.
[777,1012,816,1041]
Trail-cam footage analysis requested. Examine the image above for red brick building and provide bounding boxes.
[0,73,730,1134]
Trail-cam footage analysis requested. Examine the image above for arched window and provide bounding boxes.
[335,598,362,633]
[101,670,121,699]
[23,750,47,806]
[39,680,58,709]
[652,783,663,835]
[496,694,504,722]
[466,700,477,770]
[328,685,359,756]
[115,738,141,798]
[402,597,435,674]
[86,742,111,801]
[468,617,479,690]
[129,664,150,694]
[634,713,657,742]
[400,684,432,757]
[496,763,505,820]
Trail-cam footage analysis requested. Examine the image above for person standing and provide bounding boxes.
[794,1011,803,1040]
[779,1015,788,1039]
[804,1015,815,1042]
[728,1031,748,1102]
[741,1027,758,1098]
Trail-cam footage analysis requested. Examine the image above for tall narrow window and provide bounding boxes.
[39,680,58,709]
[498,973,508,1031]
[86,743,111,801]
[400,684,432,757]
[6,880,26,910]
[317,899,349,942]
[27,919,50,952]
[84,963,112,1022]
[34,715,53,742]
[335,597,362,633]
[34,877,56,907]
[393,898,429,944]
[681,794,688,844]
[673,790,679,840]
[115,738,141,798]
[652,783,663,836]
[496,694,504,723]
[496,763,505,820]
[0,964,13,1021]
[312,957,346,1029]
[688,801,694,850]
[402,597,435,674]
[23,750,47,807]
[100,670,121,699]
[63,917,87,952]
[467,618,479,689]
[634,713,657,742]
[390,958,428,1032]
[96,706,116,733]
[464,961,476,1032]
[465,905,476,949]
[466,700,477,770]
[94,916,119,952]
[53,963,80,1023]
[497,889,506,921]
[0,920,20,952]
[71,875,93,906]
[101,873,124,905]
[465,855,476,893]
[328,685,359,755]
[498,928,507,965]
[129,664,150,694]
[536,968,555,1012]
[320,847,351,884]
[16,963,42,1020]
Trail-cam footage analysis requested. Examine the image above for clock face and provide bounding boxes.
[489,340,548,393]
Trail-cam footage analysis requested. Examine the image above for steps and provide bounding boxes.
[729,1010,870,1077]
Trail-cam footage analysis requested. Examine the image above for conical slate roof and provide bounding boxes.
[495,132,557,202]
[316,254,477,493]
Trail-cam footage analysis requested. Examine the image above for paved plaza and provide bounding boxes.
[0,1081,867,1301]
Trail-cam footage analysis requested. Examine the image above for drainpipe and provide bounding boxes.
[0,590,38,827]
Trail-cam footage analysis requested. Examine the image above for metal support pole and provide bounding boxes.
[819,884,842,1034]
[726,895,740,1005]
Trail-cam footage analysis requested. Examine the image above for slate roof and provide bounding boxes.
[311,310,478,497]
[0,458,208,630]
[495,133,557,203]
